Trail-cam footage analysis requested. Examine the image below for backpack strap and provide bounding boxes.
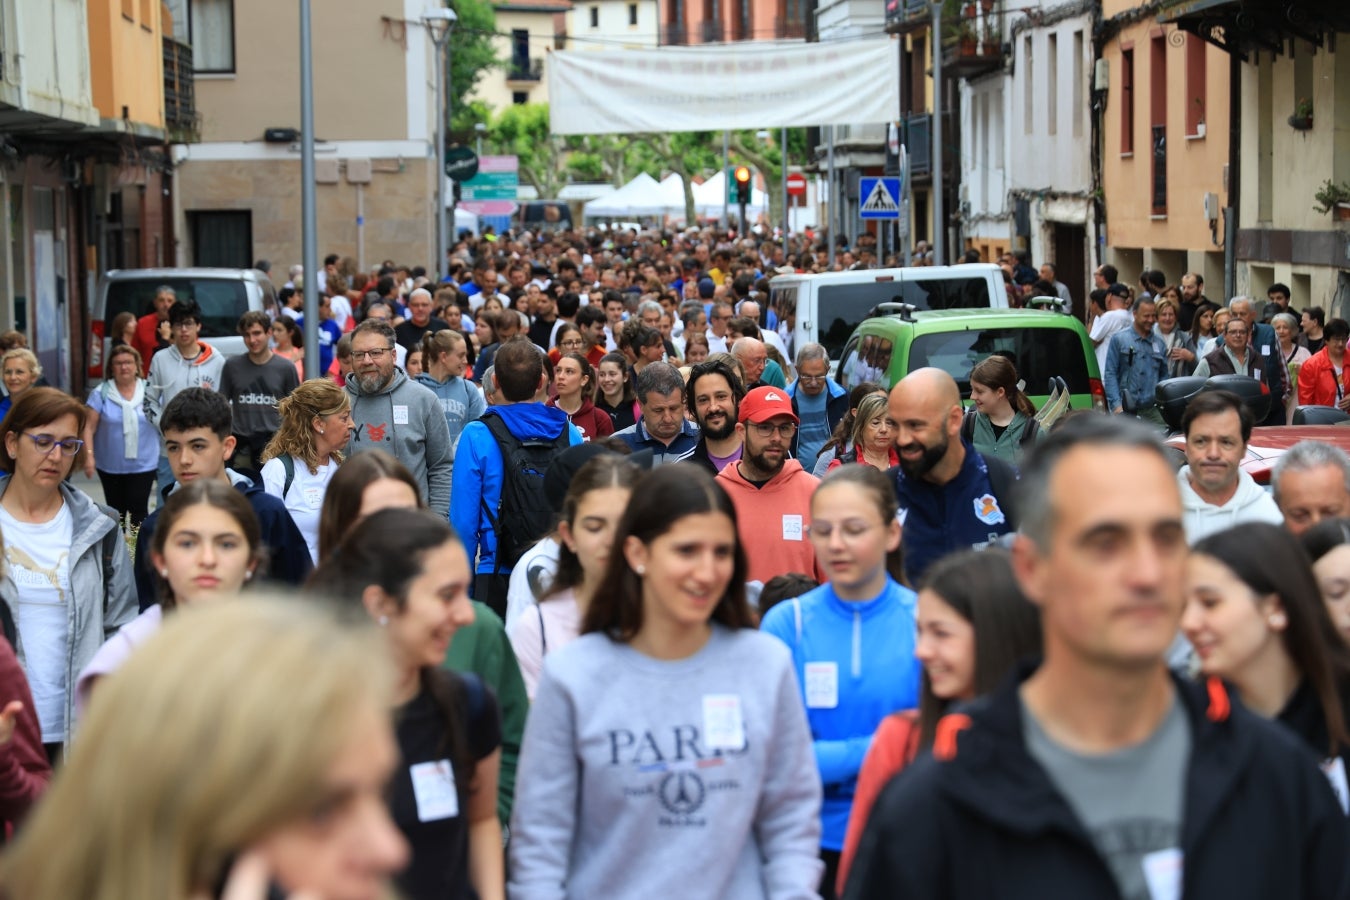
[960,407,975,444]
[537,601,548,655]
[478,412,517,576]
[1019,416,1040,447]
[281,454,296,499]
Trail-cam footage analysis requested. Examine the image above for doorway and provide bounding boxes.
[1051,222,1087,320]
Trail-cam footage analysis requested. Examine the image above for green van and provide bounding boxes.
[834,307,1106,412]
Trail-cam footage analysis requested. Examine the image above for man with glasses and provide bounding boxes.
[707,300,734,354]
[1193,317,1265,383]
[789,342,848,470]
[717,386,825,586]
[345,320,454,516]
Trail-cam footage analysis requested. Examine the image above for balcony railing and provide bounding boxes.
[660,23,690,44]
[774,17,806,38]
[163,37,198,141]
[507,57,544,81]
[886,0,931,34]
[699,20,724,41]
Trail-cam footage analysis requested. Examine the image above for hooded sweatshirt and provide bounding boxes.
[346,368,455,516]
[760,579,921,850]
[452,403,581,576]
[143,342,226,428]
[546,395,615,443]
[1177,466,1284,543]
[717,459,824,584]
[414,371,487,460]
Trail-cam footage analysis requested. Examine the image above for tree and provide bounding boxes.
[446,0,500,133]
[490,104,569,197]
[728,129,808,234]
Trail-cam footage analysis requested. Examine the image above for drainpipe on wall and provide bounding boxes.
[1223,50,1239,303]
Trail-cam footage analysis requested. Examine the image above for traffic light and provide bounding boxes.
[734,166,752,204]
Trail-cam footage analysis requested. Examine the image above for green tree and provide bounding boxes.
[490,104,569,197]
[446,0,500,132]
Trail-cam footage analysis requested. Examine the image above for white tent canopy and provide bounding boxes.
[583,172,685,218]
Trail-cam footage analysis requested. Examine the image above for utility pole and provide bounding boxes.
[299,0,318,377]
[930,0,945,265]
[426,9,457,283]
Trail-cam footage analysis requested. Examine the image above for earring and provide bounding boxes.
[319,428,325,435]
[379,615,389,626]
[1270,612,1287,629]
[636,565,646,576]
[244,571,253,582]
[159,569,168,578]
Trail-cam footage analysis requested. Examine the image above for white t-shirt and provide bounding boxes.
[0,502,73,742]
[1090,309,1134,372]
[504,536,561,629]
[506,588,581,700]
[261,456,338,564]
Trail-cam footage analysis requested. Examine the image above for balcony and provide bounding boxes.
[700,20,724,41]
[886,0,931,35]
[773,17,807,38]
[940,32,1003,78]
[506,57,544,82]
[660,23,690,44]
[163,38,198,142]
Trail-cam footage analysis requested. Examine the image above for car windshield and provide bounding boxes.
[816,277,991,360]
[105,279,251,339]
[907,326,1091,397]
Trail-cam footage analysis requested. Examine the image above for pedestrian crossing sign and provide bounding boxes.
[859,177,901,220]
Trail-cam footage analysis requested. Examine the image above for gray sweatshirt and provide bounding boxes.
[345,369,454,517]
[509,625,823,900]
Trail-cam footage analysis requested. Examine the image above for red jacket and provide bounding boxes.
[132,313,164,376]
[1297,347,1347,407]
[546,396,614,443]
[0,639,50,835]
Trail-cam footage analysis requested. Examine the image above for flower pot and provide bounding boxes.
[959,36,977,55]
[962,3,976,18]
[1337,203,1350,222]
[1289,114,1314,131]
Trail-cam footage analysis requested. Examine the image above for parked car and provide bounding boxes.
[518,201,574,231]
[1163,424,1350,486]
[89,268,277,379]
[769,264,1008,364]
[833,306,1105,412]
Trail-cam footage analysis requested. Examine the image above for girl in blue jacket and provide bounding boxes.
[760,464,921,899]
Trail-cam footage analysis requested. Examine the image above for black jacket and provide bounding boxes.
[844,666,1350,900]
[687,435,739,476]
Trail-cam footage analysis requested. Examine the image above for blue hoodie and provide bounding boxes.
[760,578,920,850]
[451,403,581,575]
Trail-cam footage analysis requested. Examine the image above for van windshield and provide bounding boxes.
[817,276,992,360]
[105,279,251,339]
[908,326,1091,397]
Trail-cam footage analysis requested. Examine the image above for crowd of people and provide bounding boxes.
[0,226,1345,898]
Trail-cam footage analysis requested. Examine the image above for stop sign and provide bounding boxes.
[786,172,807,196]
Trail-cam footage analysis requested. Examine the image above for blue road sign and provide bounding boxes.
[859,177,902,220]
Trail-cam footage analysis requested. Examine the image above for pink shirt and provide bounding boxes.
[506,590,581,700]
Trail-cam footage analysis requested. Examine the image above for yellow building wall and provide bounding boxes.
[1101,21,1229,254]
[87,0,166,130]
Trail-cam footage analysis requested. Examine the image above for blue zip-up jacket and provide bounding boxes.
[890,443,1016,585]
[760,578,921,851]
[451,403,581,575]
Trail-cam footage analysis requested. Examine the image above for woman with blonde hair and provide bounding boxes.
[260,379,354,564]
[1,598,410,899]
[0,348,42,422]
[827,393,897,471]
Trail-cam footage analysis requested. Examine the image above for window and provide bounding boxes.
[628,3,638,24]
[1047,33,1058,135]
[816,277,992,360]
[512,29,530,67]
[163,0,189,41]
[1185,33,1206,136]
[1023,36,1033,134]
[1072,31,1084,138]
[589,6,599,27]
[140,0,152,28]
[189,0,235,73]
[1120,47,1134,154]
[106,277,251,339]
[1150,34,1167,213]
[188,211,251,270]
[1294,40,1313,124]
[908,327,1092,398]
[512,91,529,105]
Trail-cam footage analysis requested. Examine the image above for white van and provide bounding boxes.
[768,264,1008,362]
[89,268,277,379]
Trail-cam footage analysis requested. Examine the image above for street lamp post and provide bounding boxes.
[425,8,457,284]
[475,122,486,157]
[930,0,945,266]
[299,0,319,377]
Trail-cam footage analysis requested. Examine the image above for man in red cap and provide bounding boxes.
[717,385,825,587]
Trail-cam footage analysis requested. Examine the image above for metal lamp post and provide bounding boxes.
[299,0,319,376]
[424,7,457,283]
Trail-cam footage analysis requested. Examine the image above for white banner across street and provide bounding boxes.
[547,38,901,135]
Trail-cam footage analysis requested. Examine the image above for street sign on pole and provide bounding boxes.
[786,172,807,196]
[859,177,902,220]
[445,145,479,182]
[462,155,519,202]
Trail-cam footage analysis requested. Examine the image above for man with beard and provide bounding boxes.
[345,319,454,516]
[687,358,745,474]
[888,368,1019,583]
[717,386,825,586]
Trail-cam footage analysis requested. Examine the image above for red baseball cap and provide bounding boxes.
[738,386,798,425]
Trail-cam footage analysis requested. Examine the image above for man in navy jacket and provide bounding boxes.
[846,415,1350,900]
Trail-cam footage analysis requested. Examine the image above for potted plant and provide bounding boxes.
[981,18,1000,53]
[953,20,977,54]
[1312,179,1350,219]
[1289,97,1314,130]
[962,2,976,18]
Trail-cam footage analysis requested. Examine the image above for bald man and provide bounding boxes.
[888,368,1020,582]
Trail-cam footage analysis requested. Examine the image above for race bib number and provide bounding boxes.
[804,661,839,709]
[1141,847,1183,900]
[782,514,803,541]
[703,694,746,751]
[393,404,410,425]
[409,760,459,822]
